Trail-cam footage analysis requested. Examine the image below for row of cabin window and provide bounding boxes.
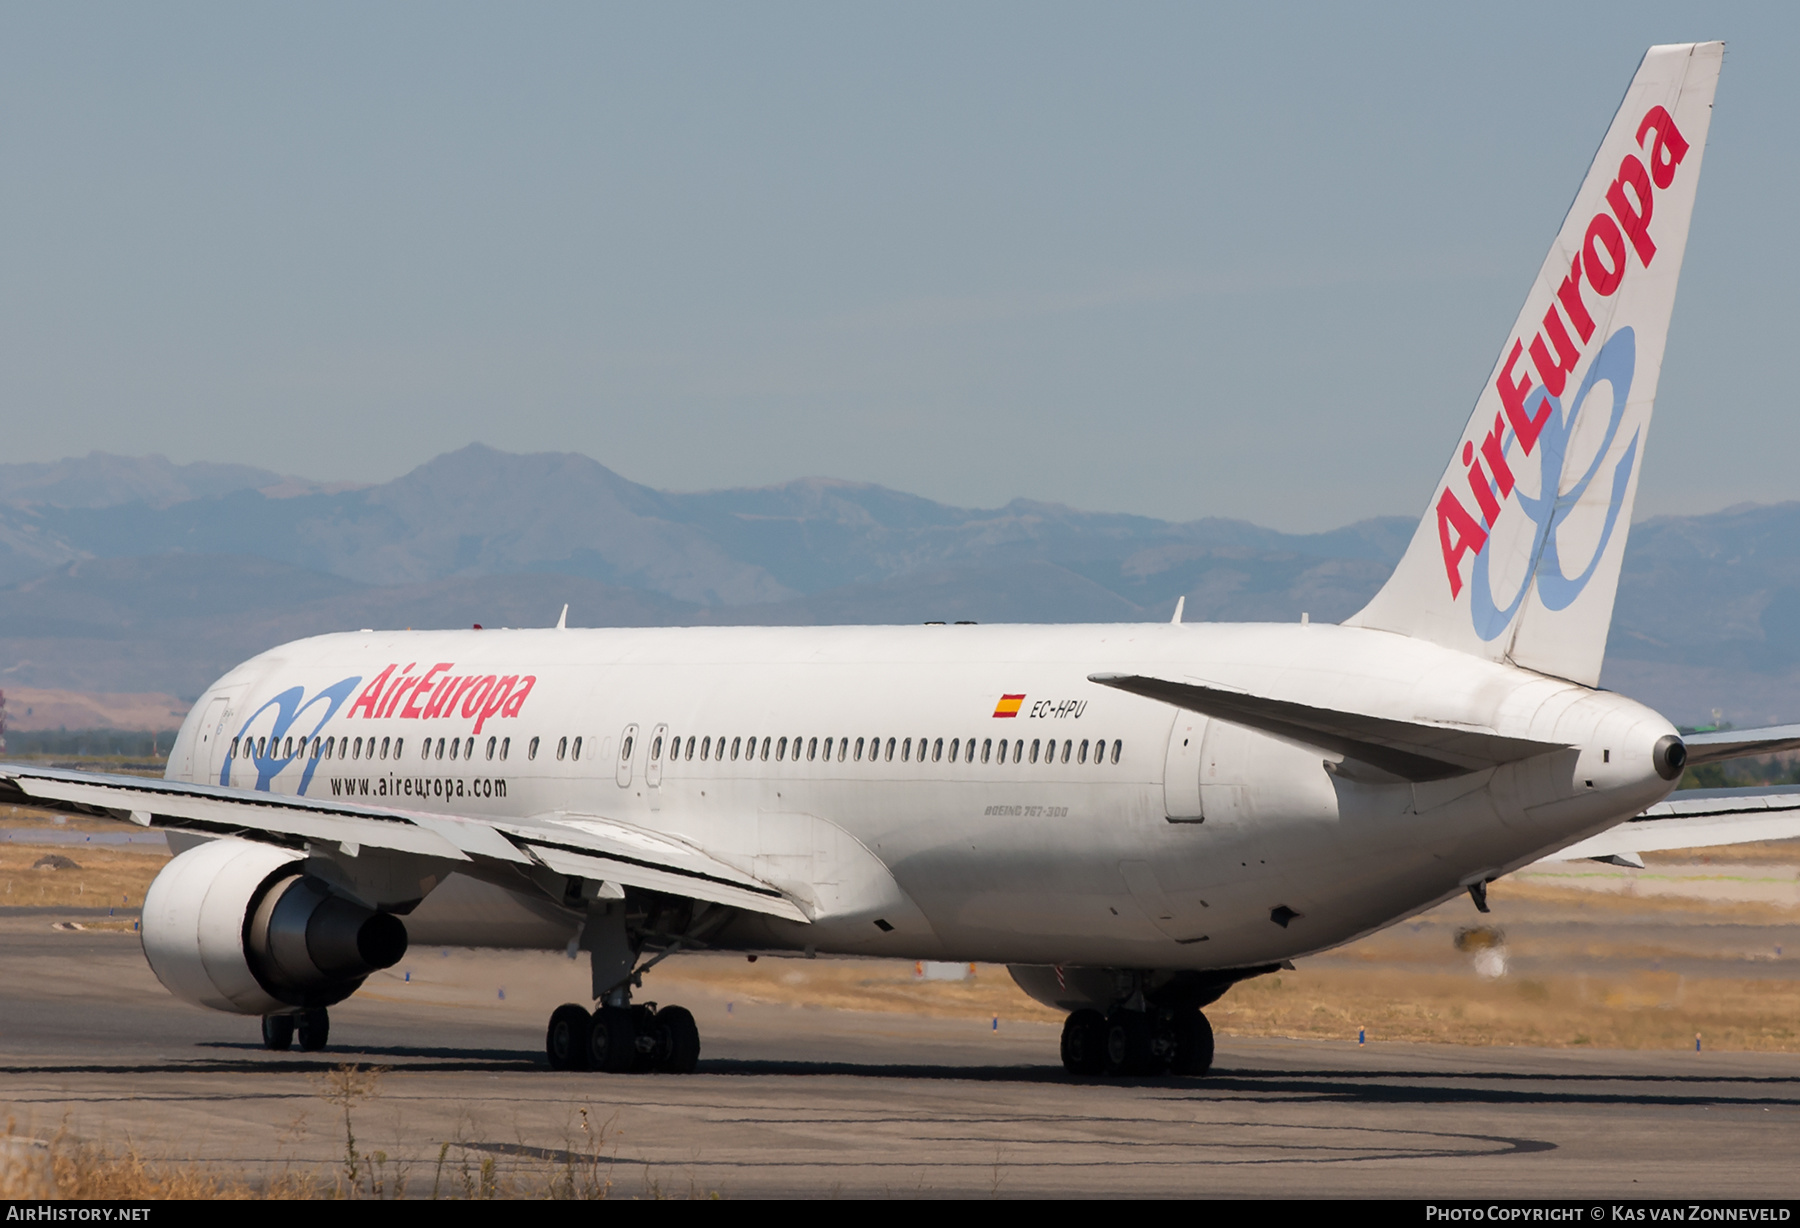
[230,734,511,763]
[229,732,595,766]
[636,732,1123,768]
[228,730,1123,771]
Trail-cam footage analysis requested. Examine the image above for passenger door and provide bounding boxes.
[185,695,232,785]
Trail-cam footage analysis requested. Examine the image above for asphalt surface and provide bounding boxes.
[1,914,1797,1198]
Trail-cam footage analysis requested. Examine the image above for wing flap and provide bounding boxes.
[522,840,809,923]
[407,814,535,864]
[1089,672,1567,782]
[499,813,812,923]
[509,815,775,891]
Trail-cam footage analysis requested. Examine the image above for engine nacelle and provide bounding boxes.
[142,839,409,1015]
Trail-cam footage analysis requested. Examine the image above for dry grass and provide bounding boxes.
[0,841,167,911]
[654,949,1800,1053]
[0,1123,317,1199]
[47,1137,315,1199]
[0,803,140,831]
[1496,872,1800,922]
[653,956,1066,1024]
[1211,967,1800,1051]
[0,685,187,733]
[1645,837,1800,865]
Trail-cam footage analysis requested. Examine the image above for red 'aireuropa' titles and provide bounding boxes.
[347,662,537,734]
[1437,106,1690,600]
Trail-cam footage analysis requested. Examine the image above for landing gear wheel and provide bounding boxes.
[628,1004,660,1072]
[546,1004,593,1071]
[586,1005,637,1073]
[296,1008,330,1052]
[261,1014,296,1052]
[1060,1009,1106,1075]
[1101,1009,1153,1077]
[1169,1008,1215,1077]
[653,1005,700,1074]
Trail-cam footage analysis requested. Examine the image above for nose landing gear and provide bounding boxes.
[1061,1005,1213,1078]
[544,1002,701,1074]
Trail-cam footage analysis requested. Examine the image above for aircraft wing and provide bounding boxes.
[1088,672,1569,782]
[1539,785,1800,866]
[0,762,808,923]
[487,814,810,920]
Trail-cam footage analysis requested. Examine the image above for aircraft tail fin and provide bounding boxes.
[1346,43,1722,687]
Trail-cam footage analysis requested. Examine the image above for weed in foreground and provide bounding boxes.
[6,1099,716,1199]
[1,1123,319,1199]
[308,1062,390,1197]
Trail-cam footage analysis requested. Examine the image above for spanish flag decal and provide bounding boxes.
[993,694,1024,718]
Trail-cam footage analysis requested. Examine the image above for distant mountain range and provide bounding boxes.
[0,447,1795,729]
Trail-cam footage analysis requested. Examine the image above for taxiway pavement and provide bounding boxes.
[1,915,1796,1198]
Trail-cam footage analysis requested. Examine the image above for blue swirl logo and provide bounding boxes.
[1470,327,1639,642]
[223,674,362,794]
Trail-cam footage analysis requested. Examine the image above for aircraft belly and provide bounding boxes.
[400,873,581,949]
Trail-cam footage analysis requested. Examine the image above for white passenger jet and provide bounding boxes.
[5,42,1790,1078]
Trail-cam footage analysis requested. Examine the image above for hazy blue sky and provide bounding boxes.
[1,3,1794,529]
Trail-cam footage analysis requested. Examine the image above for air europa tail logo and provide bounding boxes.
[1436,105,1689,631]
[348,662,538,734]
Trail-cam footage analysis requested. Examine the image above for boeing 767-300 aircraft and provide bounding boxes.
[8,41,1794,1078]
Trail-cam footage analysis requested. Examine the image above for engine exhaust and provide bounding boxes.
[248,873,408,999]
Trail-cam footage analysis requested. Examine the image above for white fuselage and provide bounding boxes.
[163,621,1680,971]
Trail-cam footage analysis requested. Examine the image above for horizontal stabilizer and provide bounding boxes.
[1680,724,1800,767]
[1088,673,1568,782]
[1541,785,1800,861]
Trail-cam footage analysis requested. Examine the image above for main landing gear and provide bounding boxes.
[261,1009,331,1052]
[544,1001,701,1074]
[1060,1005,1214,1077]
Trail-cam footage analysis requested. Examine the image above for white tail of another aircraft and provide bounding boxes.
[1348,42,1723,688]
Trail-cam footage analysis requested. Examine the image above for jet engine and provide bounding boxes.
[141,838,408,1015]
